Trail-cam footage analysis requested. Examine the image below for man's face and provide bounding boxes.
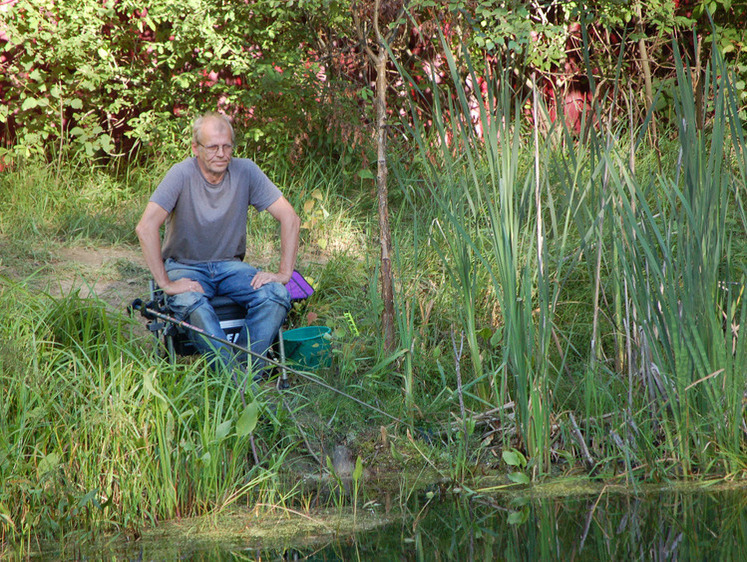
[192,118,233,182]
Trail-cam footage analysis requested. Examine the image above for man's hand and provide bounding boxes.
[251,270,291,289]
[163,278,205,295]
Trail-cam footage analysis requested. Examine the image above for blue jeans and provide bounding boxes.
[164,259,290,376]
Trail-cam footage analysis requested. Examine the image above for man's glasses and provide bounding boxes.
[197,142,234,155]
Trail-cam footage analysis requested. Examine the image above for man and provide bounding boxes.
[136,111,300,382]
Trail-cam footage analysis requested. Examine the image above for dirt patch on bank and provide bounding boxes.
[50,245,149,308]
[55,245,144,269]
[0,239,151,311]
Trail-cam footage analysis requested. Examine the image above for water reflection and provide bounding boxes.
[294,488,747,561]
[46,486,747,560]
[359,488,747,561]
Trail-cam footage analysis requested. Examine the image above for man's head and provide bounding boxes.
[192,112,235,183]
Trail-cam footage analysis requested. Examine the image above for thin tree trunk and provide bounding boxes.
[375,50,395,350]
[352,0,405,352]
[635,4,658,152]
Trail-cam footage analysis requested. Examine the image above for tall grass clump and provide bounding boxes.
[0,158,149,246]
[396,31,745,479]
[610,43,747,477]
[0,276,296,551]
[399,43,565,473]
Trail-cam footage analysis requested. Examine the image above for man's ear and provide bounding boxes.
[191,143,199,156]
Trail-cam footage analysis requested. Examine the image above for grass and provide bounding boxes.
[1,32,746,554]
[394,33,745,480]
[0,280,302,549]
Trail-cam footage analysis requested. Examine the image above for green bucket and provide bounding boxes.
[282,326,332,369]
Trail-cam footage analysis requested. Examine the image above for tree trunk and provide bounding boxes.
[635,4,658,150]
[375,51,395,351]
[351,0,403,352]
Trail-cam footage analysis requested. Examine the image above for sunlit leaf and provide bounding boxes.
[216,419,233,440]
[352,456,364,482]
[236,401,259,437]
[38,452,59,476]
[507,472,530,484]
[143,369,168,404]
[502,449,527,468]
[21,97,38,111]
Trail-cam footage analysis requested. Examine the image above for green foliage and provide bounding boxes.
[3,0,746,168]
[2,1,747,550]
[609,41,747,475]
[396,23,746,480]
[0,158,144,244]
[0,281,295,546]
[0,0,329,162]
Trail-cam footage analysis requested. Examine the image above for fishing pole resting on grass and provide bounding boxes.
[130,298,405,425]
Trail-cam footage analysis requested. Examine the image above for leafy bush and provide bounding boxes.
[0,0,332,162]
[2,0,745,173]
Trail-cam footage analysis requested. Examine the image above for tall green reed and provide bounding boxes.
[391,210,421,416]
[399,42,569,473]
[395,26,746,477]
[611,42,746,475]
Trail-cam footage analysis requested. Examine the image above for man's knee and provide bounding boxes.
[167,291,212,319]
[261,282,291,310]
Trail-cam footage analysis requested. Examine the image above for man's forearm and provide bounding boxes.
[138,228,170,288]
[253,196,300,288]
[135,202,172,289]
[278,212,301,281]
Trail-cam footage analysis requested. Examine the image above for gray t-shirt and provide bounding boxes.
[150,157,282,263]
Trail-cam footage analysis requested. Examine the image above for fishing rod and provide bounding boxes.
[130,299,405,425]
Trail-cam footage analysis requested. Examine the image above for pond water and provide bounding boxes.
[40,483,747,560]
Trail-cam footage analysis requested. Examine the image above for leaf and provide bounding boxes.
[216,419,233,441]
[490,326,503,347]
[174,74,190,88]
[476,327,492,340]
[507,471,530,484]
[143,369,167,404]
[0,502,14,529]
[77,488,101,509]
[236,401,259,437]
[99,133,114,153]
[352,456,364,483]
[69,98,83,110]
[38,452,59,475]
[358,168,375,180]
[507,508,529,525]
[502,448,527,468]
[21,97,38,111]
